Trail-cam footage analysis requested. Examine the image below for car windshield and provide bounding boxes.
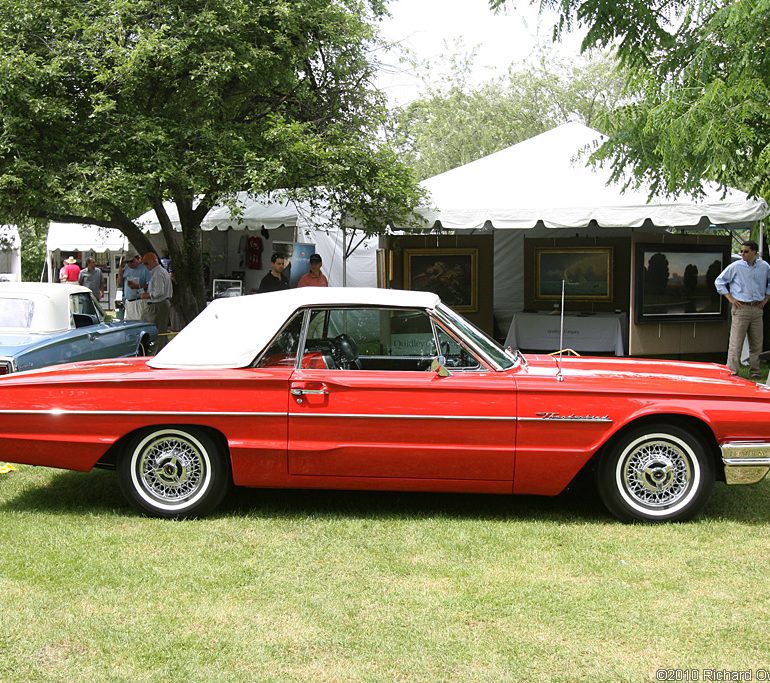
[0,298,35,329]
[434,303,516,370]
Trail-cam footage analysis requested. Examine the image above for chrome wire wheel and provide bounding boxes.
[134,431,209,509]
[618,435,696,512]
[598,424,714,522]
[119,428,230,517]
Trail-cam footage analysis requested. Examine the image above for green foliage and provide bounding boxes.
[17,220,48,282]
[491,0,770,201]
[390,47,625,180]
[0,0,421,319]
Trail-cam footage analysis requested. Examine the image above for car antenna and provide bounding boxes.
[555,280,565,382]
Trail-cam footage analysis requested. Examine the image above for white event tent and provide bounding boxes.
[419,121,768,230]
[135,193,377,290]
[414,122,769,329]
[45,222,129,304]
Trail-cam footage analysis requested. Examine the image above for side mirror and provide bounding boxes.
[431,357,451,377]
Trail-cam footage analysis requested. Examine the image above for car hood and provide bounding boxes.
[520,354,764,396]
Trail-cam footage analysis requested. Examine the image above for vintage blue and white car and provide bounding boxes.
[0,282,157,374]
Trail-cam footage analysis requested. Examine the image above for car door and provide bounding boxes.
[69,291,133,360]
[286,307,516,484]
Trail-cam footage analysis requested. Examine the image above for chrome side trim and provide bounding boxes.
[0,409,614,423]
[0,410,283,417]
[721,441,770,485]
[292,413,516,421]
[0,408,515,422]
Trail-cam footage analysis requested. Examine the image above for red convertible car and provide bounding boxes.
[0,287,768,522]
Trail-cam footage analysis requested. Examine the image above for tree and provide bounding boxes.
[389,46,625,180]
[645,253,669,295]
[489,0,770,201]
[17,221,48,283]
[0,0,422,322]
[683,263,698,292]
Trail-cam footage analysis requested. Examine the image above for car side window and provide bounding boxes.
[254,310,304,368]
[302,307,438,371]
[69,292,103,327]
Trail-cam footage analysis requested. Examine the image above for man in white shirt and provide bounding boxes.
[140,251,174,352]
[714,240,770,376]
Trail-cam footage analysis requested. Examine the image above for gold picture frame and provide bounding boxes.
[404,248,479,312]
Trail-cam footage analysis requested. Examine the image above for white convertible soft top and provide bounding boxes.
[0,282,92,332]
[148,287,441,370]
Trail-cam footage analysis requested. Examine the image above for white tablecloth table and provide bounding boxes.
[505,311,628,356]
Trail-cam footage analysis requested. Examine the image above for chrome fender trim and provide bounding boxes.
[720,441,770,485]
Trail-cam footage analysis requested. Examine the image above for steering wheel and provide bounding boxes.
[333,334,360,369]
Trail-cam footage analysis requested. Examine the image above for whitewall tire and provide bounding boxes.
[118,427,230,518]
[597,424,714,522]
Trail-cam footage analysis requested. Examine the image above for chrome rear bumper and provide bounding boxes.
[721,442,770,485]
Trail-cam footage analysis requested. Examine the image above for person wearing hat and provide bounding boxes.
[298,253,328,288]
[117,253,150,320]
[59,256,81,284]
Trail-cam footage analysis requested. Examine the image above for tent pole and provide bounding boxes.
[342,223,347,287]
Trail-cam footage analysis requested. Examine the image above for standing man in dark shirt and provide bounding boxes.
[258,253,290,293]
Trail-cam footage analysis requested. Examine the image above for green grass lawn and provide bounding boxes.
[1,466,769,682]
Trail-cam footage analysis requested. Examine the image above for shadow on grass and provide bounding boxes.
[222,481,612,524]
[0,468,132,516]
[3,467,769,525]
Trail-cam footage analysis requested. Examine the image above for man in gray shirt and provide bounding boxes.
[118,254,149,320]
[78,258,103,301]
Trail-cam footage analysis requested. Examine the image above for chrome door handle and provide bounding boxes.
[290,388,329,396]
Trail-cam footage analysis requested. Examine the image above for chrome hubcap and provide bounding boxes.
[623,439,692,509]
[138,436,206,503]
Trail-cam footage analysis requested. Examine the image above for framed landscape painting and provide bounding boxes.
[635,243,729,323]
[403,248,478,312]
[535,247,613,301]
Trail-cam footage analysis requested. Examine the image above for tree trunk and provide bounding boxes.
[175,220,207,326]
[151,197,207,327]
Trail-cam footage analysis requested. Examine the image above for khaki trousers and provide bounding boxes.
[146,299,172,352]
[726,304,764,374]
[124,298,149,321]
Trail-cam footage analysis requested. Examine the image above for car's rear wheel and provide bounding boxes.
[118,427,231,518]
[137,337,148,356]
[597,423,714,522]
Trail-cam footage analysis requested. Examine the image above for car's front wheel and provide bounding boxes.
[597,423,714,522]
[118,427,231,518]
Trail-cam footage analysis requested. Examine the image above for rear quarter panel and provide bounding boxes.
[0,361,291,484]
